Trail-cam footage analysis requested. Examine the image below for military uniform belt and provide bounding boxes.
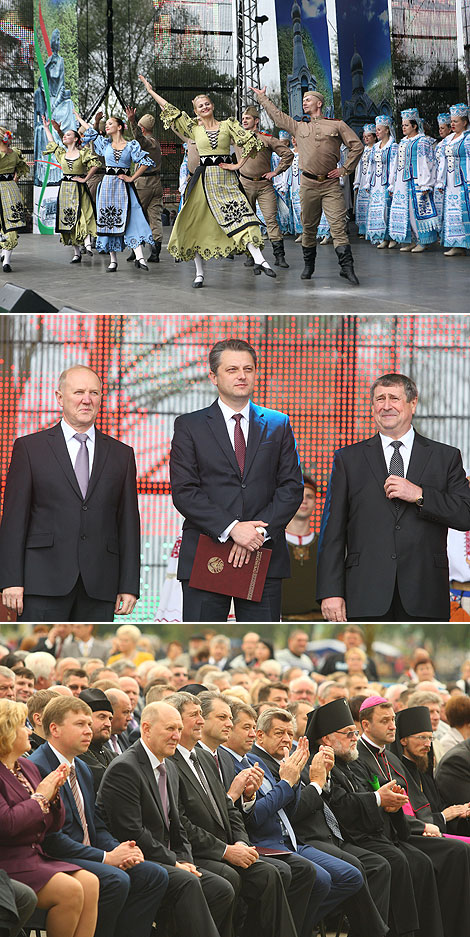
[240,172,265,182]
[142,170,160,177]
[302,170,330,182]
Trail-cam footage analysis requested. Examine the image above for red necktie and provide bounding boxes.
[232,413,246,475]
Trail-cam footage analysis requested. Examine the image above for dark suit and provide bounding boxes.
[171,746,297,937]
[0,422,140,621]
[170,399,303,621]
[435,738,470,807]
[28,742,167,937]
[97,739,235,937]
[316,430,470,620]
[78,741,117,794]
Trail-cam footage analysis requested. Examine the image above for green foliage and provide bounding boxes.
[33,0,78,101]
[277,25,332,114]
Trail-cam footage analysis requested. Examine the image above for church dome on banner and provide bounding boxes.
[287,0,317,121]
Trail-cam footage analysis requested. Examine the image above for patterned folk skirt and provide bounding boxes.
[56,179,97,246]
[168,162,264,261]
[0,178,26,250]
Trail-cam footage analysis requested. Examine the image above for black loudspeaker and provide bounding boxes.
[0,283,58,314]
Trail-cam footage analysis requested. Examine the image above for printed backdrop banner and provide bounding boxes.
[335,0,394,134]
[33,0,78,233]
[274,0,333,119]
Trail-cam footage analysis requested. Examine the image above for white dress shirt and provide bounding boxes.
[139,737,164,771]
[218,399,250,542]
[61,418,95,477]
[379,426,415,477]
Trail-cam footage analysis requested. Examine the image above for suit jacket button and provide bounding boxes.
[391,553,397,559]
[241,483,246,489]
[82,505,88,511]
[81,535,87,541]
[395,524,400,530]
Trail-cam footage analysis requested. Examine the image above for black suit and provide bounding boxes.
[0,422,140,621]
[78,741,117,794]
[316,430,470,620]
[97,740,234,937]
[435,738,470,806]
[171,746,297,937]
[170,399,303,621]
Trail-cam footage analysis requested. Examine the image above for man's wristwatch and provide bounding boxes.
[415,493,424,507]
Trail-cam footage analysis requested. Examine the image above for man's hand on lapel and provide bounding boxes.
[384,476,423,502]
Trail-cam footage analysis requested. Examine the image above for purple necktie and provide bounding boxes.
[232,414,246,475]
[73,433,89,499]
[156,763,169,827]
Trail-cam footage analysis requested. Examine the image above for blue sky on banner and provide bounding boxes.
[275,0,333,94]
[335,0,392,102]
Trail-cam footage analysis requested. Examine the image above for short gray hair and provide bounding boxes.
[370,373,418,404]
[165,692,200,714]
[257,707,295,734]
[0,666,15,681]
[198,691,221,719]
[24,652,56,679]
[407,690,441,707]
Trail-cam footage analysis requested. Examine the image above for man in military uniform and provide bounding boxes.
[234,106,293,269]
[125,107,163,263]
[251,86,363,284]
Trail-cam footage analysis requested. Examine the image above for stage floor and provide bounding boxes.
[1,232,467,314]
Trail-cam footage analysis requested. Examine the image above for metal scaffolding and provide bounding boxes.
[236,0,261,119]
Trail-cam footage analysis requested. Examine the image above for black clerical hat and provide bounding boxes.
[306,697,354,743]
[396,706,432,739]
[79,688,114,714]
[178,683,208,695]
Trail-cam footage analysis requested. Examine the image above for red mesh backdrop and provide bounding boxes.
[1,314,469,621]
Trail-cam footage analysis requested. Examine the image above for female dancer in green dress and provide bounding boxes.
[139,75,276,287]
[0,127,29,273]
[42,117,101,263]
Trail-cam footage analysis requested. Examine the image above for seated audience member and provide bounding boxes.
[282,667,304,684]
[413,657,438,684]
[24,653,56,691]
[49,686,74,697]
[406,689,447,764]
[385,685,410,712]
[344,648,368,678]
[391,706,470,838]
[227,632,260,670]
[208,636,231,671]
[62,670,89,697]
[0,869,37,937]
[456,659,470,695]
[222,687,251,705]
[145,684,177,703]
[27,690,61,751]
[288,676,317,705]
[32,624,73,659]
[188,634,209,668]
[197,691,259,803]
[57,658,87,684]
[320,627,378,681]
[282,477,322,622]
[252,640,275,667]
[118,677,141,727]
[348,696,368,732]
[166,691,299,937]
[435,729,470,806]
[108,660,139,680]
[276,631,313,674]
[97,701,236,937]
[441,694,470,752]
[258,682,289,709]
[107,626,154,668]
[105,688,133,753]
[258,660,282,682]
[14,669,35,703]
[317,682,349,706]
[77,689,117,792]
[67,624,110,662]
[28,697,168,937]
[0,699,100,937]
[249,677,271,705]
[0,668,15,700]
[135,659,164,687]
[287,700,314,742]
[83,659,106,679]
[90,674,120,689]
[207,671,232,693]
[229,670,252,692]
[346,674,370,697]
[169,665,190,690]
[157,641,187,669]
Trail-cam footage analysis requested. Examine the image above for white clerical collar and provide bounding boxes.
[61,418,96,442]
[361,732,385,754]
[218,398,251,424]
[286,531,315,546]
[379,425,414,452]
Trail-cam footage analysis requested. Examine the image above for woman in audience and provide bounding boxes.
[107,625,154,667]
[344,646,368,677]
[0,699,99,937]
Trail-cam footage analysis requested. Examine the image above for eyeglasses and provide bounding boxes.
[413,735,433,744]
[336,729,359,739]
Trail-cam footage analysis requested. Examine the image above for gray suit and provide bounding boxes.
[65,637,111,662]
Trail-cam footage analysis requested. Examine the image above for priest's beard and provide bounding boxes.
[339,748,359,763]
[406,751,429,773]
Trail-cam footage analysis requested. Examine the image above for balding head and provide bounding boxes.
[106,688,132,734]
[141,701,183,760]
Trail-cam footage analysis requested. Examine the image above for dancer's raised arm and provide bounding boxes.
[74,110,92,131]
[138,75,168,109]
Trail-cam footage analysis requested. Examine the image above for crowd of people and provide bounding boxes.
[3,88,468,284]
[1,623,470,937]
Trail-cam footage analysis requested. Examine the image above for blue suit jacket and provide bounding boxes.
[29,742,119,862]
[225,749,300,849]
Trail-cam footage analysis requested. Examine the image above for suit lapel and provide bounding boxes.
[206,401,240,476]
[84,429,110,502]
[396,433,431,521]
[243,403,267,480]
[136,742,168,833]
[363,435,393,511]
[46,423,83,500]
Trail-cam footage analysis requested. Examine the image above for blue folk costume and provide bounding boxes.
[434,113,452,234]
[436,104,470,249]
[365,124,398,244]
[288,150,302,235]
[354,125,375,235]
[272,132,292,235]
[389,109,439,246]
[82,129,154,252]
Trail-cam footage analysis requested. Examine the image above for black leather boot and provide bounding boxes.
[147,242,161,263]
[126,250,136,262]
[300,246,316,279]
[335,244,359,285]
[272,240,289,268]
[244,253,254,267]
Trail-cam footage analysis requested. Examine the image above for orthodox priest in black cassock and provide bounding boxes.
[353,707,470,937]
[305,697,441,937]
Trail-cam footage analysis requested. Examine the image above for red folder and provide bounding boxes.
[189,534,272,602]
